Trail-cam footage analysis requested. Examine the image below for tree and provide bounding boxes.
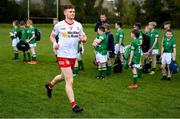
[0,0,20,23]
[123,0,138,25]
[165,0,180,27]
[70,0,85,22]
[115,0,124,18]
[143,0,164,25]
[42,0,56,17]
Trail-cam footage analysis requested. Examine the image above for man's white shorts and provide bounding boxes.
[12,38,19,47]
[152,49,159,55]
[161,53,172,65]
[115,44,124,54]
[29,43,37,48]
[96,52,107,63]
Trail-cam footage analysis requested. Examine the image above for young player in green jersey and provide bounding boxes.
[133,23,143,45]
[114,21,124,62]
[73,41,84,76]
[92,26,108,79]
[104,23,114,75]
[26,20,37,64]
[148,21,159,75]
[161,30,176,80]
[128,29,141,88]
[133,22,143,65]
[10,20,20,60]
[18,21,31,62]
[163,21,172,39]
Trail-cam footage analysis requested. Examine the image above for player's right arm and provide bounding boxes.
[50,24,59,49]
[50,31,59,49]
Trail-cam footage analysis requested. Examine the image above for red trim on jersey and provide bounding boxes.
[64,19,74,25]
[57,57,76,68]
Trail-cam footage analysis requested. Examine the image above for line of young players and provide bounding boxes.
[93,20,176,89]
[10,20,38,64]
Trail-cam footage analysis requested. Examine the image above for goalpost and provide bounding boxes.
[27,0,59,23]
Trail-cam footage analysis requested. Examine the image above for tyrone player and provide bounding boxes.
[45,5,87,113]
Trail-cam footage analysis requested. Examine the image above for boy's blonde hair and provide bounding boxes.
[26,19,33,25]
[103,23,110,30]
[148,21,157,27]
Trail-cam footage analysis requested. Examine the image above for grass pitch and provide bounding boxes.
[0,24,180,118]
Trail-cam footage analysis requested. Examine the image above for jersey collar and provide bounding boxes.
[64,19,74,25]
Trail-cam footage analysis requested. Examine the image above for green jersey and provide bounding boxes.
[10,26,20,39]
[139,31,143,41]
[20,27,28,42]
[115,28,124,45]
[149,29,159,49]
[163,37,176,53]
[95,33,107,55]
[130,38,141,64]
[27,27,36,44]
[77,41,84,53]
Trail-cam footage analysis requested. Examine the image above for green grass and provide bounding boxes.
[0,24,180,118]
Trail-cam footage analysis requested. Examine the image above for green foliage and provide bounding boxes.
[70,0,85,22]
[165,0,180,27]
[42,0,56,17]
[143,0,165,25]
[115,0,124,17]
[123,0,137,25]
[1,0,180,27]
[0,0,20,22]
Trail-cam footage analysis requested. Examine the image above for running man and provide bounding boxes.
[45,5,87,113]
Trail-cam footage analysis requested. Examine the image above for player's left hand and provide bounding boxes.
[148,49,152,54]
[80,35,87,43]
[26,39,30,43]
[172,57,176,61]
[128,62,131,68]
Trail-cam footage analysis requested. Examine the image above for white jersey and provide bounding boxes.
[52,20,85,58]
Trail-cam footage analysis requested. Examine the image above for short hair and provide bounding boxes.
[100,13,106,16]
[163,21,171,26]
[166,29,172,33]
[134,22,141,29]
[132,29,140,38]
[148,21,157,27]
[116,21,123,27]
[26,19,33,25]
[98,26,105,32]
[13,20,19,26]
[63,5,75,11]
[20,21,26,26]
[103,23,110,30]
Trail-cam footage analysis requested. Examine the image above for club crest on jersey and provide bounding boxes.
[77,27,79,30]
[61,31,68,38]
